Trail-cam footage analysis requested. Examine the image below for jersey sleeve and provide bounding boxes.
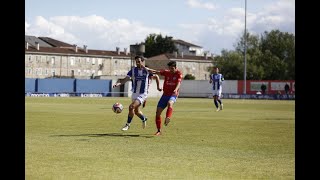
[159,70,166,76]
[177,70,183,82]
[127,69,132,77]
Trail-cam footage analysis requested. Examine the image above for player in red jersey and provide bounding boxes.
[146,61,183,135]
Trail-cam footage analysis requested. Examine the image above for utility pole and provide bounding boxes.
[243,0,247,94]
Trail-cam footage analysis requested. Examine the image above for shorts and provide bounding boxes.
[212,89,222,97]
[157,95,177,109]
[131,93,148,105]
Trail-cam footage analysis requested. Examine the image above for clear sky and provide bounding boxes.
[25,0,295,55]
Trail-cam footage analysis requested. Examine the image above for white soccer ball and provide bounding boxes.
[112,102,123,114]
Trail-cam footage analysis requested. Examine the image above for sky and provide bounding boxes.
[25,0,295,55]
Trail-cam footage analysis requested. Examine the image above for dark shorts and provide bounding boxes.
[157,95,177,109]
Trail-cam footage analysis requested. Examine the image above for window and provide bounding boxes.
[41,56,46,63]
[51,57,55,65]
[38,68,42,75]
[98,58,102,65]
[70,57,75,66]
[71,70,75,78]
[36,56,41,63]
[92,58,96,65]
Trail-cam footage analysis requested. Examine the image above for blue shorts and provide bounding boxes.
[157,95,177,109]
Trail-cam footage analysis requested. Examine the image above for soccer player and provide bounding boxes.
[209,67,224,111]
[112,55,152,131]
[146,61,183,135]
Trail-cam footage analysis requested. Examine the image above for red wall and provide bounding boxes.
[238,80,295,95]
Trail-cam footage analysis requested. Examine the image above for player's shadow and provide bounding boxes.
[51,133,154,138]
[174,110,211,112]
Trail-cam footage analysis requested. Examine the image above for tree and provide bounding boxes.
[144,33,177,58]
[214,50,244,80]
[234,31,265,80]
[259,30,295,80]
[213,29,295,80]
[184,74,196,80]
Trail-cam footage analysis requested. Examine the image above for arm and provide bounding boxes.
[173,71,183,94]
[152,74,162,91]
[173,81,181,94]
[112,76,131,88]
[145,66,161,75]
[220,75,224,85]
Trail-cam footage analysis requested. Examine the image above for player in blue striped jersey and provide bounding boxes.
[209,67,224,111]
[112,55,153,131]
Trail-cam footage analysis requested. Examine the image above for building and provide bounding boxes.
[173,39,206,56]
[25,35,132,79]
[145,52,213,80]
[25,35,214,80]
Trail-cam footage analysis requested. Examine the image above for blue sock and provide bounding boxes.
[127,116,133,124]
[139,114,146,121]
[214,100,219,108]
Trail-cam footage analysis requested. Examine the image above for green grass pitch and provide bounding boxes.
[25,97,295,179]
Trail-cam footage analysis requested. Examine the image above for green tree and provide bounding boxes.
[144,33,177,58]
[235,31,265,80]
[214,50,244,80]
[213,29,295,80]
[260,30,295,80]
[184,74,196,80]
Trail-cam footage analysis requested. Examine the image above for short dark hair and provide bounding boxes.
[135,55,145,62]
[167,61,176,67]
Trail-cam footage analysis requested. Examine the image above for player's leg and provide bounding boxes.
[164,96,177,126]
[217,89,223,110]
[121,94,137,131]
[155,96,168,135]
[213,95,220,111]
[121,99,136,131]
[142,100,146,108]
[155,107,164,135]
[212,90,219,110]
[134,94,148,128]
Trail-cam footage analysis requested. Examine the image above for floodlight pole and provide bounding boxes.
[243,0,247,94]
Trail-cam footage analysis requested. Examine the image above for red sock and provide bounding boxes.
[156,116,161,130]
[166,107,173,119]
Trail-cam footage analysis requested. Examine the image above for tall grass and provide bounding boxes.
[26,97,295,180]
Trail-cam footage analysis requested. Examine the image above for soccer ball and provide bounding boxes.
[112,102,123,114]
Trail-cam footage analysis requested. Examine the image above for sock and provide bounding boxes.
[127,116,133,124]
[214,100,219,108]
[138,114,146,121]
[166,107,173,119]
[156,116,161,131]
